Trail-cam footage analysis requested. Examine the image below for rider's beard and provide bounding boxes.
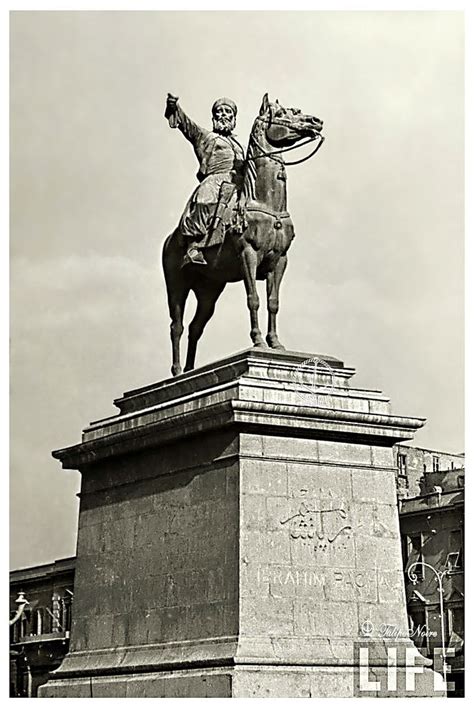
[212,116,235,136]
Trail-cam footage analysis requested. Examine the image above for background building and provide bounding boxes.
[10,557,75,697]
[394,444,464,500]
[399,466,464,697]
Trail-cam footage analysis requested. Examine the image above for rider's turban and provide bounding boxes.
[212,97,237,116]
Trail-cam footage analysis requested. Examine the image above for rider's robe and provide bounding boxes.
[168,104,245,244]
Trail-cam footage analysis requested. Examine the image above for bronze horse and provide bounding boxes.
[162,94,324,376]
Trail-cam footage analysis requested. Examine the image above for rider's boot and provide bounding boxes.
[182,243,207,267]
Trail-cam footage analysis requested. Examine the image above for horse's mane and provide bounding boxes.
[242,116,267,201]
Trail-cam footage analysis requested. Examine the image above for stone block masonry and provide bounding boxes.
[39,348,443,697]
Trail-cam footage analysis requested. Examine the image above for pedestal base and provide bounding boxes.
[43,664,444,698]
[39,350,444,697]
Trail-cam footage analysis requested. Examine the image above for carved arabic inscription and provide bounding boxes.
[280,491,352,553]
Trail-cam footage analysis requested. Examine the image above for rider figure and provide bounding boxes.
[165,94,246,266]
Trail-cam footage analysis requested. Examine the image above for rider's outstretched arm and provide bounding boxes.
[165,94,207,147]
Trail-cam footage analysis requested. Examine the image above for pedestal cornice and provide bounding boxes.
[52,349,425,470]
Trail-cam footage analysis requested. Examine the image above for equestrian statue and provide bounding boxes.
[163,93,324,376]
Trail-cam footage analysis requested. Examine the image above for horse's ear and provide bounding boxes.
[276,98,280,105]
[259,93,270,115]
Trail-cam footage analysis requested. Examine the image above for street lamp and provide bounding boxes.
[9,592,29,627]
[407,561,452,687]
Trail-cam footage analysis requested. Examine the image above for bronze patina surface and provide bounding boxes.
[163,94,324,376]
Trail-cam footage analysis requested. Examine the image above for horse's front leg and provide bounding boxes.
[240,244,266,348]
[266,255,287,349]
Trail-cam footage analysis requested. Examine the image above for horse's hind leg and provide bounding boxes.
[184,281,225,372]
[266,255,287,349]
[168,285,188,377]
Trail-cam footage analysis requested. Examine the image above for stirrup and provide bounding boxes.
[182,247,207,267]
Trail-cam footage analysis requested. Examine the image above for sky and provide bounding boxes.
[10,11,464,569]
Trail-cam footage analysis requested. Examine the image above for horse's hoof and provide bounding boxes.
[266,336,285,350]
[171,366,182,377]
[253,341,268,349]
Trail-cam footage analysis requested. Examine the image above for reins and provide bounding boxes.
[240,107,325,209]
[247,115,325,167]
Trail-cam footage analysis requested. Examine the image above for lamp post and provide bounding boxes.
[9,592,29,627]
[10,592,30,697]
[407,561,451,687]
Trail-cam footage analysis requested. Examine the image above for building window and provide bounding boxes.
[445,552,461,571]
[406,534,424,579]
[19,613,29,638]
[450,529,463,564]
[35,608,43,636]
[449,528,462,551]
[446,529,463,570]
[409,608,428,648]
[423,463,427,473]
[448,606,464,649]
[426,607,445,652]
[397,452,407,476]
[432,456,440,472]
[10,622,19,644]
[61,597,73,634]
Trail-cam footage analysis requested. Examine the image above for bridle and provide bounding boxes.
[238,108,325,226]
[248,113,325,167]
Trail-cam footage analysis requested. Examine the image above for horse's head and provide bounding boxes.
[258,93,323,148]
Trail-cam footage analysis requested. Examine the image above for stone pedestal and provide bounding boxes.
[40,349,444,697]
